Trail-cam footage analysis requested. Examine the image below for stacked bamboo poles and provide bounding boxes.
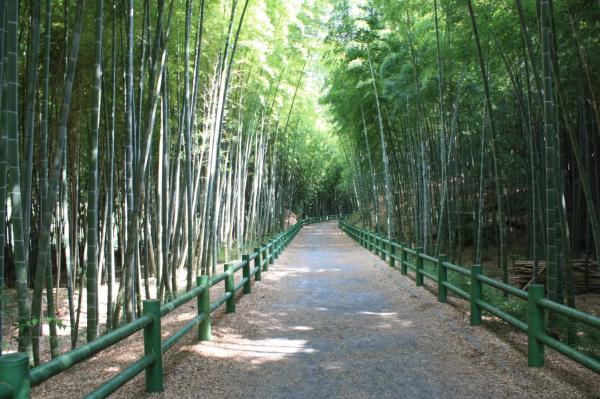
[510,260,600,293]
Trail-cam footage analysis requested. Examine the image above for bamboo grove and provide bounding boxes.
[0,0,353,364]
[323,1,600,310]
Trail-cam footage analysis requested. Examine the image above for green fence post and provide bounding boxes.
[400,244,408,275]
[437,254,448,303]
[380,237,386,261]
[143,300,163,393]
[242,255,251,294]
[225,264,235,314]
[373,234,378,255]
[264,245,271,269]
[369,233,375,254]
[470,265,483,326]
[199,275,211,341]
[272,240,276,262]
[254,248,262,281]
[415,247,424,286]
[0,353,30,398]
[389,243,395,268]
[263,245,269,271]
[268,242,274,266]
[274,236,280,259]
[527,284,545,367]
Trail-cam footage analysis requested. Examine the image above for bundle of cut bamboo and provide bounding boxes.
[510,260,600,293]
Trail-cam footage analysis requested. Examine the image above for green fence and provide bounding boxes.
[339,220,600,374]
[0,215,337,398]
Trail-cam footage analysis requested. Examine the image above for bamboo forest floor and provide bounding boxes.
[32,222,599,398]
[2,263,193,359]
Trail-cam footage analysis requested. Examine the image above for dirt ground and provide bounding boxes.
[31,221,599,398]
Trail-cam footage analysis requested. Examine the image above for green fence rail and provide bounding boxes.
[339,220,600,374]
[0,215,338,398]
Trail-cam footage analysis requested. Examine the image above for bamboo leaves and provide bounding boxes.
[0,0,351,362]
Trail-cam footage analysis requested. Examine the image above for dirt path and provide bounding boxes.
[110,221,592,399]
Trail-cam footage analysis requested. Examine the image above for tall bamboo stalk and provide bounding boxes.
[5,0,31,358]
[367,47,392,240]
[541,0,558,301]
[0,0,7,356]
[466,0,507,284]
[86,0,104,342]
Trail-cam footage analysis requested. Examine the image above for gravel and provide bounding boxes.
[34,222,599,398]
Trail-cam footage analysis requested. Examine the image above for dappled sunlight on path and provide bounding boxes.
[135,222,593,399]
[190,336,315,363]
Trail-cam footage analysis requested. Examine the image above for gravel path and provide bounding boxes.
[130,222,595,399]
[33,221,597,398]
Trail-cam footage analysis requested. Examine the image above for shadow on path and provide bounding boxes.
[135,222,591,399]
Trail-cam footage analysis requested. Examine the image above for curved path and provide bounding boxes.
[139,222,592,398]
